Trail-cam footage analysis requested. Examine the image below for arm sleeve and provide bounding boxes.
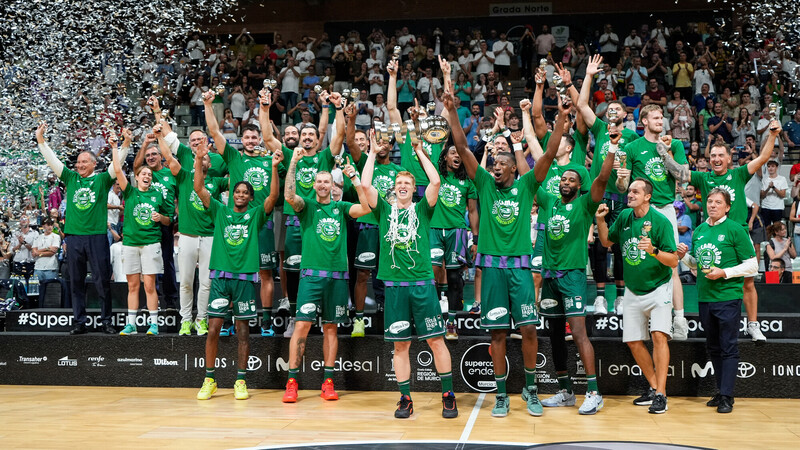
[163,131,180,155]
[38,142,65,177]
[722,257,758,279]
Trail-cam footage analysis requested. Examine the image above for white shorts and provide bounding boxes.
[654,204,679,247]
[122,243,164,275]
[622,281,673,342]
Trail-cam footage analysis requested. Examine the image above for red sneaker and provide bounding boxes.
[320,378,339,400]
[282,378,298,403]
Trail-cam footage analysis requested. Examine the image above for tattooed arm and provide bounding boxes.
[655,139,690,183]
[284,148,305,213]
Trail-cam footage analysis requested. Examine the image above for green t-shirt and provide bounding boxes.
[589,118,640,194]
[431,172,477,229]
[536,162,591,226]
[687,198,703,228]
[538,189,600,271]
[60,168,114,235]
[208,198,268,275]
[175,168,228,237]
[539,130,588,167]
[150,167,177,217]
[280,146,335,215]
[399,132,443,186]
[121,184,168,246]
[690,165,753,228]
[607,206,676,295]
[358,161,404,225]
[374,196,435,282]
[176,143,228,178]
[222,143,276,213]
[691,217,756,302]
[627,138,687,206]
[474,166,540,257]
[297,197,354,272]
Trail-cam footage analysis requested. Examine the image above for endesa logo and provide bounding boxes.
[460,343,510,393]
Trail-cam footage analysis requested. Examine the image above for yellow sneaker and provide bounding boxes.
[234,379,249,400]
[197,377,217,400]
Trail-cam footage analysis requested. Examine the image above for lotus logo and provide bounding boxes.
[210,298,229,309]
[737,362,756,379]
[430,248,444,258]
[485,307,507,321]
[389,321,411,334]
[247,356,262,371]
[287,255,302,265]
[540,299,558,309]
[357,252,376,262]
[300,303,317,314]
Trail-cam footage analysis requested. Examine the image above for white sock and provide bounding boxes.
[148,311,158,325]
[674,309,684,318]
[127,309,137,326]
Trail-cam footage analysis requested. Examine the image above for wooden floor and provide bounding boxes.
[1,385,798,449]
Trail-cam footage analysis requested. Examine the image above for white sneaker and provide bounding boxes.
[541,389,577,407]
[578,391,604,415]
[283,318,295,337]
[593,296,607,315]
[672,316,688,341]
[613,296,624,315]
[747,321,767,343]
[277,297,291,312]
[439,293,448,314]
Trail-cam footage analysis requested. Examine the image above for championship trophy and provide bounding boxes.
[552,73,569,106]
[261,79,278,106]
[769,103,779,130]
[414,102,450,145]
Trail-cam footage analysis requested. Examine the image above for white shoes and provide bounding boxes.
[593,296,607,315]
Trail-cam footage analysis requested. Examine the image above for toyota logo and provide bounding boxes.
[247,356,262,371]
[737,362,756,379]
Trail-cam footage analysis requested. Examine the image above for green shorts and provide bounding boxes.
[479,267,539,329]
[539,270,587,318]
[284,222,303,272]
[258,221,277,271]
[430,228,472,269]
[354,225,380,270]
[208,278,257,321]
[295,274,350,324]
[384,281,445,341]
[600,194,628,228]
[531,223,545,273]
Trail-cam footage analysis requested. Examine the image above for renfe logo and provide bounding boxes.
[460,343,510,393]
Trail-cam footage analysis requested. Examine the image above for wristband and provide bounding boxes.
[334,105,343,110]
[502,128,511,138]
[322,104,329,108]
[564,83,573,89]
[350,176,361,187]
[513,142,523,152]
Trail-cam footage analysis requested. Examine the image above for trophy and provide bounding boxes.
[392,46,401,60]
[253,145,271,157]
[552,73,569,106]
[385,188,397,205]
[214,83,226,96]
[374,121,389,143]
[768,103,779,130]
[261,79,278,106]
[607,108,619,122]
[349,89,360,102]
[616,150,627,168]
[405,119,421,145]
[641,220,652,238]
[313,85,323,95]
[539,58,548,70]
[700,262,712,274]
[334,154,345,169]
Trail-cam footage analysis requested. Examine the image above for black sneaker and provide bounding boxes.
[707,393,734,407]
[633,387,656,405]
[395,395,413,419]
[442,391,458,418]
[717,395,734,413]
[648,394,668,414]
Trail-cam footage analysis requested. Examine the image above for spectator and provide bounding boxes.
[354,89,374,131]
[11,216,38,281]
[647,54,668,89]
[693,59,715,95]
[396,66,416,117]
[417,68,442,104]
[107,180,123,245]
[472,41,495,77]
[535,25,556,62]
[462,103,483,151]
[458,47,473,76]
[672,52,694,101]
[372,93,390,124]
[623,29,642,53]
[598,24,619,66]
[301,65,320,100]
[768,259,793,283]
[645,77,667,106]
[220,108,240,143]
[790,191,800,251]
[368,65,385,103]
[279,57,302,111]
[228,84,247,123]
[295,39,315,74]
[625,56,648,95]
[32,218,60,283]
[571,43,589,79]
[674,201,693,250]
[736,91,758,117]
[782,109,800,150]
[187,33,206,66]
[471,73,488,115]
[731,108,756,148]
[757,106,785,151]
[671,100,695,151]
[492,33,514,82]
[621,84,641,113]
[418,47,439,79]
[189,75,208,127]
[519,26,535,78]
[760,160,788,225]
[764,221,796,271]
[707,102,733,145]
[454,72,472,105]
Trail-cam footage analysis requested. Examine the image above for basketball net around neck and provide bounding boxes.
[385,203,420,269]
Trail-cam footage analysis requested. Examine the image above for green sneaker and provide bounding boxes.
[234,379,249,400]
[195,319,208,336]
[491,394,510,417]
[351,318,366,337]
[119,324,137,336]
[197,377,217,400]
[522,385,543,416]
[146,323,159,335]
[179,321,193,336]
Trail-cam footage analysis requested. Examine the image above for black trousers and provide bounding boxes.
[67,234,112,325]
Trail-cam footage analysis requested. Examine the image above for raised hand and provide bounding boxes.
[493,107,505,128]
[596,203,609,219]
[676,243,688,259]
[272,149,284,166]
[202,90,215,104]
[519,98,532,112]
[586,54,603,76]
[387,59,398,77]
[441,90,455,112]
[36,122,48,144]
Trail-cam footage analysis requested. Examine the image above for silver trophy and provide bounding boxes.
[641,220,652,238]
[334,154,345,169]
[253,145,271,157]
[552,73,569,106]
[607,108,619,121]
[539,58,548,70]
[616,150,627,168]
[392,46,401,60]
[768,103,779,130]
[313,85,323,94]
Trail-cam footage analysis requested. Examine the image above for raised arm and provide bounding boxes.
[192,145,211,208]
[111,133,128,192]
[264,149,283,214]
[531,67,548,140]
[284,147,306,213]
[533,102,567,183]
[441,91,478,179]
[35,123,65,177]
[259,89,283,152]
[590,134,616,202]
[577,55,603,129]
[158,128,181,176]
[342,163,371,218]
[386,59,403,125]
[314,91,331,153]
[749,120,780,175]
[343,102,361,162]
[655,136,691,183]
[361,132,380,208]
[203,91,227,156]
[520,99,543,161]
[595,204,613,247]
[328,92,346,155]
[555,63,586,135]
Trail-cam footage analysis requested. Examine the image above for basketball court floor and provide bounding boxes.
[1,385,797,449]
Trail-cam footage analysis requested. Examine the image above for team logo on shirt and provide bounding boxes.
[715,184,736,202]
[243,166,269,190]
[622,237,647,266]
[644,157,667,182]
[316,218,341,242]
[545,176,562,197]
[72,188,97,210]
[598,139,625,160]
[547,214,571,240]
[374,175,395,198]
[297,166,318,189]
[696,242,723,268]
[132,202,155,226]
[491,199,519,225]
[438,184,462,208]
[223,224,249,246]
[411,141,435,161]
[190,191,206,211]
[151,182,168,199]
